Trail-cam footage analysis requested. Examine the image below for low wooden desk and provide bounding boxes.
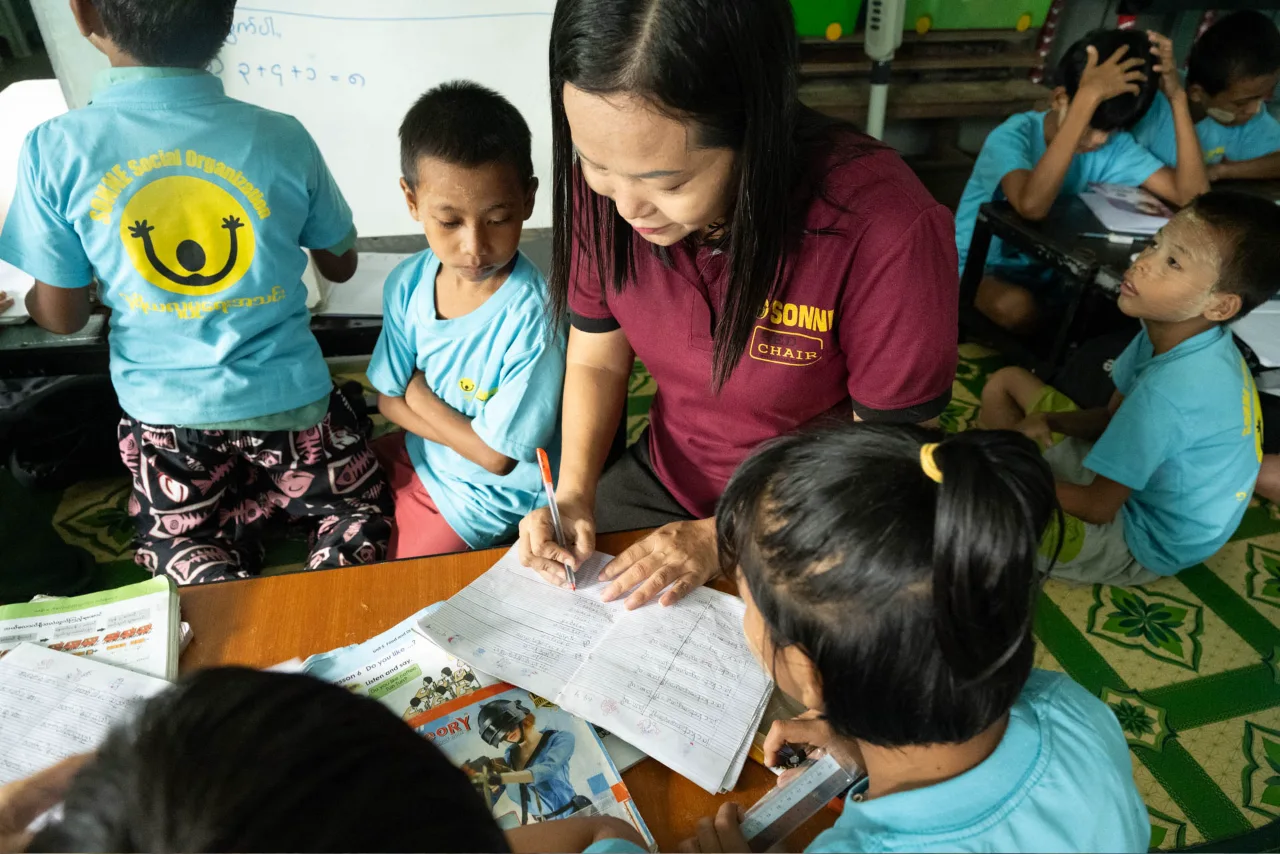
[178,530,838,852]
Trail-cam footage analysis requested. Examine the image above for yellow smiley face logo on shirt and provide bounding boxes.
[458,378,477,393]
[119,175,256,296]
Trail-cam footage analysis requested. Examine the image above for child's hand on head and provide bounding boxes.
[679,802,749,854]
[1147,31,1182,98]
[1077,43,1147,104]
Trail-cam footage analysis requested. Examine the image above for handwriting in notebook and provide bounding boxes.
[0,643,168,786]
[417,548,773,793]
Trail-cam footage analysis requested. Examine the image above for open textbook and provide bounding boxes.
[300,606,648,768]
[417,549,773,794]
[413,685,653,845]
[300,607,653,846]
[0,642,169,786]
[1080,182,1172,235]
[0,576,181,680]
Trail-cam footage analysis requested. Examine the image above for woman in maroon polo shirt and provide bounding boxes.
[518,0,958,608]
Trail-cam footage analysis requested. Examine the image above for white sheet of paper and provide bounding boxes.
[314,252,413,317]
[1234,303,1280,369]
[0,258,34,324]
[417,548,773,793]
[0,643,169,786]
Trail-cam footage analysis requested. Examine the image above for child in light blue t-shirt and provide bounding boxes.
[982,191,1280,585]
[956,28,1207,333]
[368,82,565,557]
[0,0,391,584]
[650,424,1150,853]
[1133,11,1280,181]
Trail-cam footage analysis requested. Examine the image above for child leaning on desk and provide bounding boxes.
[0,0,393,584]
[641,424,1147,853]
[367,82,565,559]
[982,191,1280,586]
[1132,11,1280,183]
[10,667,645,854]
[954,28,1209,334]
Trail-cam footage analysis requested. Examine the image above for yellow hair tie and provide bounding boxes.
[920,443,943,484]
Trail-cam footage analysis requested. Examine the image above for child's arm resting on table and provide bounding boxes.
[377,378,516,476]
[26,281,91,334]
[1002,44,1149,220]
[506,816,648,854]
[1209,151,1280,182]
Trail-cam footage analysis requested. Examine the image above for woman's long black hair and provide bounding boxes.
[717,424,1063,746]
[549,0,867,389]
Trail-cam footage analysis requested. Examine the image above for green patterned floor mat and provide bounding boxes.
[7,346,1280,850]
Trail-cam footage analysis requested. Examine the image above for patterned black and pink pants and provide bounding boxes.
[117,387,393,585]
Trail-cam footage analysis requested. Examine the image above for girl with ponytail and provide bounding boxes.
[679,423,1149,853]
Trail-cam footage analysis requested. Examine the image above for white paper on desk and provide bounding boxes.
[1233,303,1280,370]
[0,643,169,786]
[0,258,34,324]
[307,252,413,317]
[1080,183,1172,235]
[416,548,774,794]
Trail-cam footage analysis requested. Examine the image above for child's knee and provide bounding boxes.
[1257,455,1280,504]
[976,280,1039,331]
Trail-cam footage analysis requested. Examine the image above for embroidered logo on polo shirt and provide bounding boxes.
[751,300,832,366]
[750,327,823,366]
[758,299,834,333]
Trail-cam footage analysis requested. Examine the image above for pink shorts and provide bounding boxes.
[372,433,470,559]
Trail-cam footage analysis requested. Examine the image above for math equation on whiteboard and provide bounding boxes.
[208,57,367,89]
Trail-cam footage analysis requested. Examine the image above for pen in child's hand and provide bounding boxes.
[536,448,576,590]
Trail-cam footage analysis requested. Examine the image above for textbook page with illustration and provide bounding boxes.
[0,642,169,786]
[412,683,654,847]
[301,603,500,720]
[417,548,773,793]
[302,605,650,772]
[1080,182,1172,235]
[0,576,180,680]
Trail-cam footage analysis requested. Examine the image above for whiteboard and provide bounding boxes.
[31,1,556,237]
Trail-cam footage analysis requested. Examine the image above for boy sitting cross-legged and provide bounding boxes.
[981,191,1280,585]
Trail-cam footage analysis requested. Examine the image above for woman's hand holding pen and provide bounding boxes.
[518,492,596,587]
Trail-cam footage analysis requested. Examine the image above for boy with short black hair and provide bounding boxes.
[0,0,392,584]
[956,28,1208,333]
[21,668,644,853]
[981,190,1280,585]
[369,81,565,558]
[1134,10,1280,181]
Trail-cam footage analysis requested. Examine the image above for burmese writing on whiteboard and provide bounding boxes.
[224,15,284,44]
[232,62,366,89]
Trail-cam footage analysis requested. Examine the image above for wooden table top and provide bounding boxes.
[178,530,838,852]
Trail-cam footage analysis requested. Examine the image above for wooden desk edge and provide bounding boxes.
[176,530,842,851]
